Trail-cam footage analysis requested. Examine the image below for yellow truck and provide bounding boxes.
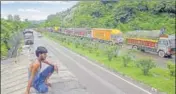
[54,26,59,32]
[91,28,123,44]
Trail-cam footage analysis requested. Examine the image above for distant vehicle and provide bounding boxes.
[38,33,42,37]
[126,30,175,58]
[54,26,59,32]
[47,28,53,32]
[23,30,34,45]
[47,27,123,44]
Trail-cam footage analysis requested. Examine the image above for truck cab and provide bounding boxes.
[111,29,123,44]
[23,30,34,45]
[111,35,124,44]
[157,36,175,57]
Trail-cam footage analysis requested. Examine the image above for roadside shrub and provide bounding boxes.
[136,58,156,75]
[167,61,175,77]
[108,52,113,61]
[74,40,80,48]
[119,49,136,67]
[106,47,114,61]
[112,45,120,57]
[88,47,93,53]
[91,42,99,56]
[81,40,87,50]
[66,38,70,45]
[94,42,99,50]
[96,50,100,56]
[122,55,132,67]
[87,43,93,53]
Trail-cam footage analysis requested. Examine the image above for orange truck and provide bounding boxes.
[126,30,175,58]
[91,28,123,44]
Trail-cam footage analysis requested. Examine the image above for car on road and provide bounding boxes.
[37,33,42,37]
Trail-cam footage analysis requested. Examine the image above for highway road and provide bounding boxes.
[28,31,164,94]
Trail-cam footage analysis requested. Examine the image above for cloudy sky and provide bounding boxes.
[1,1,78,21]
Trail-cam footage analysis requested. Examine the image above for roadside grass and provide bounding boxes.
[18,39,24,53]
[1,43,8,59]
[43,32,175,94]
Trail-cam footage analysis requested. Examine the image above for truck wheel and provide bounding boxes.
[167,55,172,58]
[158,51,165,58]
[141,49,145,52]
[132,45,138,50]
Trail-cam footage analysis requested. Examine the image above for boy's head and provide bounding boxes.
[35,46,48,60]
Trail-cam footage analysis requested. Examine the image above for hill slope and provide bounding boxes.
[43,0,175,34]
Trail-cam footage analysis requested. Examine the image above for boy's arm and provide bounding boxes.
[43,60,55,66]
[25,65,38,94]
[43,60,58,73]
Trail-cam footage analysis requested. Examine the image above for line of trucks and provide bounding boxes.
[40,27,175,58]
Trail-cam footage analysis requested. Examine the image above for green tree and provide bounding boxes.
[1,15,31,58]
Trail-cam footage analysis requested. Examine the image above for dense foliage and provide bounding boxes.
[42,0,175,34]
[1,15,31,58]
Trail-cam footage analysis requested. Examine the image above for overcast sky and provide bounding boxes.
[1,1,78,21]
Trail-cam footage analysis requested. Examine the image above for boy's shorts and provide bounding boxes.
[32,65,54,93]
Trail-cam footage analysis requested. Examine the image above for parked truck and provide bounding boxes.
[126,30,175,58]
[23,30,34,45]
[91,28,124,44]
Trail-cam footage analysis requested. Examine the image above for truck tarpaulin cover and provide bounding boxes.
[126,30,163,40]
[125,30,168,48]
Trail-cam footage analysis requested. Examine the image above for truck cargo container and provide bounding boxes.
[92,28,123,44]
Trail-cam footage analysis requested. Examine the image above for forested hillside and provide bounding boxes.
[1,15,31,57]
[41,0,175,34]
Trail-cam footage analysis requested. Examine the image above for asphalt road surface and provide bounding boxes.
[31,31,165,94]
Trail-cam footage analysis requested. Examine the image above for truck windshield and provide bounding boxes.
[24,33,33,39]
